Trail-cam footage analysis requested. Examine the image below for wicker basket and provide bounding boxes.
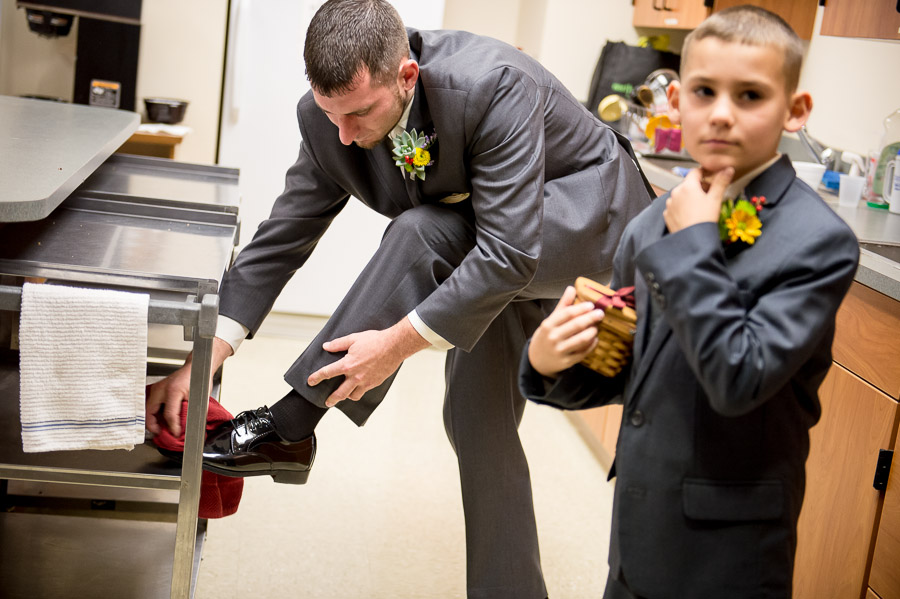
[574,277,638,377]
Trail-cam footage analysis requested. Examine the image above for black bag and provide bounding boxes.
[585,41,681,120]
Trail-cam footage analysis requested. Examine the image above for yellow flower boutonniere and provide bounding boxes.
[719,195,766,245]
[392,128,436,181]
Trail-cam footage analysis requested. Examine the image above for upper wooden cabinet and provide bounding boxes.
[821,0,900,41]
[632,0,710,30]
[712,0,817,40]
[632,0,817,40]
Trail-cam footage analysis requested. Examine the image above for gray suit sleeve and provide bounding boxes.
[414,66,545,350]
[218,139,350,336]
[635,221,858,417]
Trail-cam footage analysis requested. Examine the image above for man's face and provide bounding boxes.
[313,69,408,149]
[669,38,796,181]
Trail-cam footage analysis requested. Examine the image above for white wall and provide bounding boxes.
[3,0,898,164]
[800,6,900,156]
[442,0,521,44]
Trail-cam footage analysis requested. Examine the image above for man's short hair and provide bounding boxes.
[681,6,804,93]
[304,0,410,96]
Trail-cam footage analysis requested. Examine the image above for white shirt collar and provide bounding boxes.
[724,154,781,200]
[389,91,415,141]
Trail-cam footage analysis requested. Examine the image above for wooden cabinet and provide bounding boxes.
[793,282,900,599]
[568,404,622,470]
[870,446,900,598]
[793,364,897,598]
[633,0,710,30]
[821,0,900,41]
[632,0,816,39]
[712,0,817,40]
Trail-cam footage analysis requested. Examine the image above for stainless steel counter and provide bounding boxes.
[0,96,138,222]
[639,156,900,302]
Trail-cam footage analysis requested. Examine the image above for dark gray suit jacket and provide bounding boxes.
[520,155,859,597]
[218,28,651,351]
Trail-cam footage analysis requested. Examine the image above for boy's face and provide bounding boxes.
[667,38,810,181]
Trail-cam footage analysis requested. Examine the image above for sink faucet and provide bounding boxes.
[797,125,836,171]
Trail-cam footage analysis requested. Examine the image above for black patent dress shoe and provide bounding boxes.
[201,406,315,485]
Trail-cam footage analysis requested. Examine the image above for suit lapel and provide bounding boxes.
[368,140,410,212]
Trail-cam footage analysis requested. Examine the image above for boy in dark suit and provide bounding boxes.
[519,6,859,598]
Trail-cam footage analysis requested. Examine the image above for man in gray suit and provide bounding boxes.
[147,0,651,596]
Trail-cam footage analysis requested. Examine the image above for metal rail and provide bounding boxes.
[0,283,219,598]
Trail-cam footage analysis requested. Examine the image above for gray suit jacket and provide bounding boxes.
[218,28,651,351]
[520,155,859,597]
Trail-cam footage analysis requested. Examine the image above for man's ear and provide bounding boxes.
[666,81,681,125]
[398,59,419,92]
[784,90,812,133]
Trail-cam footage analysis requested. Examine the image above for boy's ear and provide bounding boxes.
[666,81,681,125]
[784,90,813,133]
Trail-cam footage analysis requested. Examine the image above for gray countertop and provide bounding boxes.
[639,155,900,302]
[0,96,139,222]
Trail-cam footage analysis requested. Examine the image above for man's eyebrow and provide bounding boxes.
[315,103,373,116]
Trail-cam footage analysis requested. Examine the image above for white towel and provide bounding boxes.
[19,283,149,452]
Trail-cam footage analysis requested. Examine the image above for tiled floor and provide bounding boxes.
[195,314,615,598]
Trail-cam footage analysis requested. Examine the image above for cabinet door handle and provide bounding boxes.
[873,449,894,491]
[652,0,663,10]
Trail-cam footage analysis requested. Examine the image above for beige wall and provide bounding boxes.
[136,0,227,164]
[800,6,900,156]
[0,1,78,101]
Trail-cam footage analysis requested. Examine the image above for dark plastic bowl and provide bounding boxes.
[144,98,188,124]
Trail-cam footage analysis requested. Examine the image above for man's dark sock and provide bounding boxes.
[268,390,328,442]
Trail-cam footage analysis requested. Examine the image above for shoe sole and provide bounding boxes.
[201,462,310,485]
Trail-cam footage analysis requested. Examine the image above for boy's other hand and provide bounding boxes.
[664,167,734,234]
[528,286,605,378]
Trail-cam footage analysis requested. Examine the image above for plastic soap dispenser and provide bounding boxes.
[872,108,900,205]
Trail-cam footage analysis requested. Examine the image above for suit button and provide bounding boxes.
[629,410,645,427]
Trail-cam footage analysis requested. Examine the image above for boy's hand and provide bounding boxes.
[528,286,605,378]
[664,167,734,234]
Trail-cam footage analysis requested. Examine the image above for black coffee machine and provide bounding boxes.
[18,0,143,111]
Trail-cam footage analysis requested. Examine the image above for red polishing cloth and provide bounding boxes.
[153,396,243,519]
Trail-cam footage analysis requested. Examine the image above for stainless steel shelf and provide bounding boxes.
[0,511,206,599]
[77,154,241,219]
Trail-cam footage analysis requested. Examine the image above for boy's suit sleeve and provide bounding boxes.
[635,219,858,417]
[518,340,626,410]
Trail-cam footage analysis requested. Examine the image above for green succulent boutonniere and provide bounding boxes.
[719,194,765,245]
[392,128,436,181]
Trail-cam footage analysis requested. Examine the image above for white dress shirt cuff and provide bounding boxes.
[407,309,454,351]
[216,315,250,354]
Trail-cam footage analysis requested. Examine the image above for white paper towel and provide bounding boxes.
[18,283,149,452]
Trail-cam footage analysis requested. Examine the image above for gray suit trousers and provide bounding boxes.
[276,203,563,598]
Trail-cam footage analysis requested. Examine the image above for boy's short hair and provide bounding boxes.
[681,6,804,93]
[304,0,410,96]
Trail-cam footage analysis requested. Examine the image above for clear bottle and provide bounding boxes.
[871,108,900,206]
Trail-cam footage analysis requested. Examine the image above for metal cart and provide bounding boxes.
[0,97,240,598]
